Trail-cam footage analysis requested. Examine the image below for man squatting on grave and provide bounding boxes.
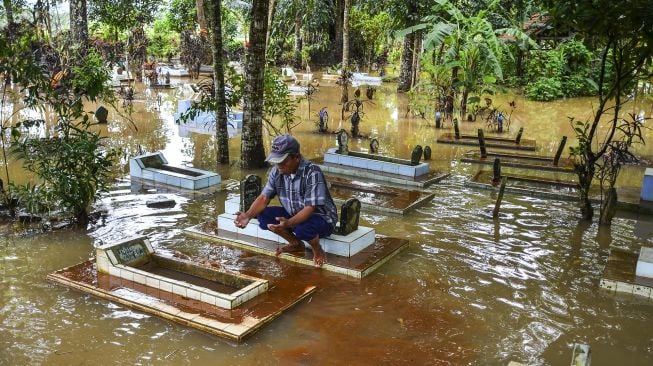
[234,134,338,267]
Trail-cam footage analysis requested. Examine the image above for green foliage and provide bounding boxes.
[146,18,179,60]
[89,0,160,37]
[166,0,196,32]
[2,26,119,225]
[263,69,299,134]
[524,40,597,101]
[525,77,563,101]
[349,8,392,67]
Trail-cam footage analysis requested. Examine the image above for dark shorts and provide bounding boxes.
[257,206,334,241]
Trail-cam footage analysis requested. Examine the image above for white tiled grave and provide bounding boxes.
[220,197,375,258]
[324,148,430,177]
[130,151,221,190]
[96,236,267,309]
[642,168,653,201]
[636,246,653,279]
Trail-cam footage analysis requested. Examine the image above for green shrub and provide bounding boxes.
[526,77,563,101]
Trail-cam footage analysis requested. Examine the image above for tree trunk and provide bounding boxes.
[265,0,277,52]
[599,187,617,225]
[240,0,269,169]
[410,31,421,88]
[577,168,594,220]
[293,3,302,68]
[340,0,349,105]
[196,0,208,30]
[461,87,469,118]
[3,0,14,26]
[333,0,343,62]
[69,0,88,47]
[209,0,229,164]
[397,33,414,92]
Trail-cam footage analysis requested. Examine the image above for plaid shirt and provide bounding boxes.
[261,158,338,228]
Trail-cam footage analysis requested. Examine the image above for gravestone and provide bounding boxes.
[240,175,262,212]
[318,107,328,132]
[337,198,361,236]
[95,106,109,124]
[110,238,151,267]
[370,138,379,153]
[423,146,432,160]
[435,111,442,128]
[478,129,487,158]
[350,111,361,137]
[336,129,349,154]
[453,119,460,139]
[411,145,423,165]
[492,158,501,185]
[553,136,567,166]
[515,127,524,144]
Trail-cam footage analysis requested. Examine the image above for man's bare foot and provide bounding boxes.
[308,241,327,267]
[313,246,326,267]
[275,241,304,256]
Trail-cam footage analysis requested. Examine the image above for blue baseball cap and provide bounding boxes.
[266,134,300,163]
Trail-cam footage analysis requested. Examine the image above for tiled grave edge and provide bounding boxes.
[318,163,449,188]
[47,264,316,342]
[183,224,409,279]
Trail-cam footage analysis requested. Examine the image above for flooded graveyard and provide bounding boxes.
[2,76,653,365]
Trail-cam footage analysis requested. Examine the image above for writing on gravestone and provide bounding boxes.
[241,175,262,212]
[112,241,149,265]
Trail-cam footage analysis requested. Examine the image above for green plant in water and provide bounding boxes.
[6,29,119,227]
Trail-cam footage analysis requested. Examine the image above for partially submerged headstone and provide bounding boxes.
[492,158,501,185]
[515,127,524,144]
[337,198,361,236]
[478,129,487,158]
[553,136,567,166]
[95,105,109,124]
[423,146,432,160]
[336,129,349,154]
[240,175,262,212]
[411,145,423,165]
[370,138,379,153]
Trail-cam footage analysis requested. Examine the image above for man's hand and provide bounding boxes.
[267,216,292,232]
[234,211,250,228]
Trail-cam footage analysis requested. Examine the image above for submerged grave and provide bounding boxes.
[184,175,409,278]
[47,236,316,341]
[317,130,449,188]
[461,135,574,173]
[130,152,221,190]
[600,246,653,301]
[326,175,435,215]
[437,124,536,151]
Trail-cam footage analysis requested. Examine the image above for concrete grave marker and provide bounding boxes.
[240,175,262,212]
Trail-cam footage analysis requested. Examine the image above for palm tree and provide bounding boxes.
[240,0,269,168]
[209,0,229,164]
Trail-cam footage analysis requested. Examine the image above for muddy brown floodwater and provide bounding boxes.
[2,75,653,365]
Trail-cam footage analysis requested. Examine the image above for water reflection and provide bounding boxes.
[1,79,653,365]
